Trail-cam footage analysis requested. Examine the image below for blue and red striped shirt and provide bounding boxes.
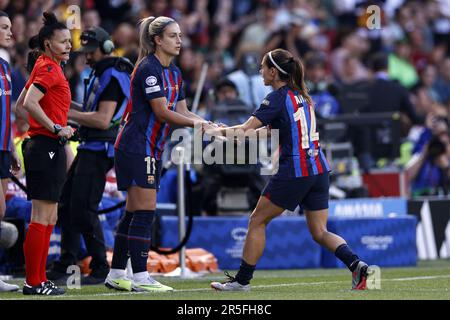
[115,54,185,159]
[0,57,12,151]
[253,86,330,178]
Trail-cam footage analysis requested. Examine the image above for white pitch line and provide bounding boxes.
[1,274,449,300]
[0,280,344,300]
[388,275,450,281]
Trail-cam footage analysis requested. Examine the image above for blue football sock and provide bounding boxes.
[128,210,155,274]
[235,259,256,285]
[335,244,360,272]
[111,211,133,270]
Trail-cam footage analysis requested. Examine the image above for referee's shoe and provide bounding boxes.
[23,281,65,295]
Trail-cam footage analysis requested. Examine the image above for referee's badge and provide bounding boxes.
[148,175,155,184]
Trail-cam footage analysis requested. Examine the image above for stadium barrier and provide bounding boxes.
[321,216,417,268]
[4,197,449,273]
[160,216,322,269]
[159,215,417,269]
[328,197,407,218]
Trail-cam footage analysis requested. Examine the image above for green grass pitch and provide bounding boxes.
[1,260,449,300]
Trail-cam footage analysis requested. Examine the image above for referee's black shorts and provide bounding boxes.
[23,135,67,202]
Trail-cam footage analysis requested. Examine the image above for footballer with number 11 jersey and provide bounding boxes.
[106,16,213,293]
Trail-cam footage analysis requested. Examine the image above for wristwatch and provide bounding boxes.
[53,124,62,134]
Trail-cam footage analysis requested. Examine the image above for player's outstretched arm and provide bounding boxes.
[175,99,207,122]
[151,97,205,128]
[206,116,263,137]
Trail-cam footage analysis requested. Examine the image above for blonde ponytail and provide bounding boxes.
[136,16,156,66]
[135,16,176,68]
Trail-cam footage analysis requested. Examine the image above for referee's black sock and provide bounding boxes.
[335,243,360,272]
[235,259,256,285]
[128,210,155,274]
[111,211,133,270]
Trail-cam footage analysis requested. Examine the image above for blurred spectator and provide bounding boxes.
[0,0,9,11]
[340,54,367,85]
[5,0,26,16]
[227,47,272,110]
[215,78,241,104]
[208,78,252,125]
[178,46,200,99]
[419,64,441,104]
[380,8,405,51]
[210,27,235,74]
[204,53,225,95]
[433,57,450,107]
[365,52,422,125]
[11,14,26,44]
[265,8,316,58]
[303,51,340,118]
[112,22,136,57]
[406,118,450,197]
[65,52,87,104]
[10,42,28,102]
[388,39,419,88]
[428,42,447,67]
[331,28,369,82]
[408,29,430,72]
[146,0,169,17]
[82,9,101,30]
[238,3,278,52]
[25,17,41,41]
[182,0,210,50]
[94,0,132,31]
[356,52,424,168]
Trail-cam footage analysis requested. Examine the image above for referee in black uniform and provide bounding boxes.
[47,27,132,285]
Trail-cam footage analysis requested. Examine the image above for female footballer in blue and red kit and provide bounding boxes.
[0,10,21,293]
[210,49,373,291]
[106,16,213,292]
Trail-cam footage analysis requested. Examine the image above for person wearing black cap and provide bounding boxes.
[46,27,133,285]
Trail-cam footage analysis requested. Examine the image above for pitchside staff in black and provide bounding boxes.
[47,27,132,285]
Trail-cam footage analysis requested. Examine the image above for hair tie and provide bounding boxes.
[268,51,288,75]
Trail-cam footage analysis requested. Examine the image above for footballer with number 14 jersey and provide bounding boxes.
[209,49,374,292]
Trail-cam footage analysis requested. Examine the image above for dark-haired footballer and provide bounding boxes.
[0,10,21,293]
[209,49,373,291]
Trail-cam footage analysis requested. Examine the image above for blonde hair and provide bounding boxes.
[136,16,176,66]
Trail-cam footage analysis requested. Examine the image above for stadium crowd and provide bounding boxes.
[0,0,449,206]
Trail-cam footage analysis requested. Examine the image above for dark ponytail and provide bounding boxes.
[36,11,68,51]
[26,35,41,73]
[265,49,313,106]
